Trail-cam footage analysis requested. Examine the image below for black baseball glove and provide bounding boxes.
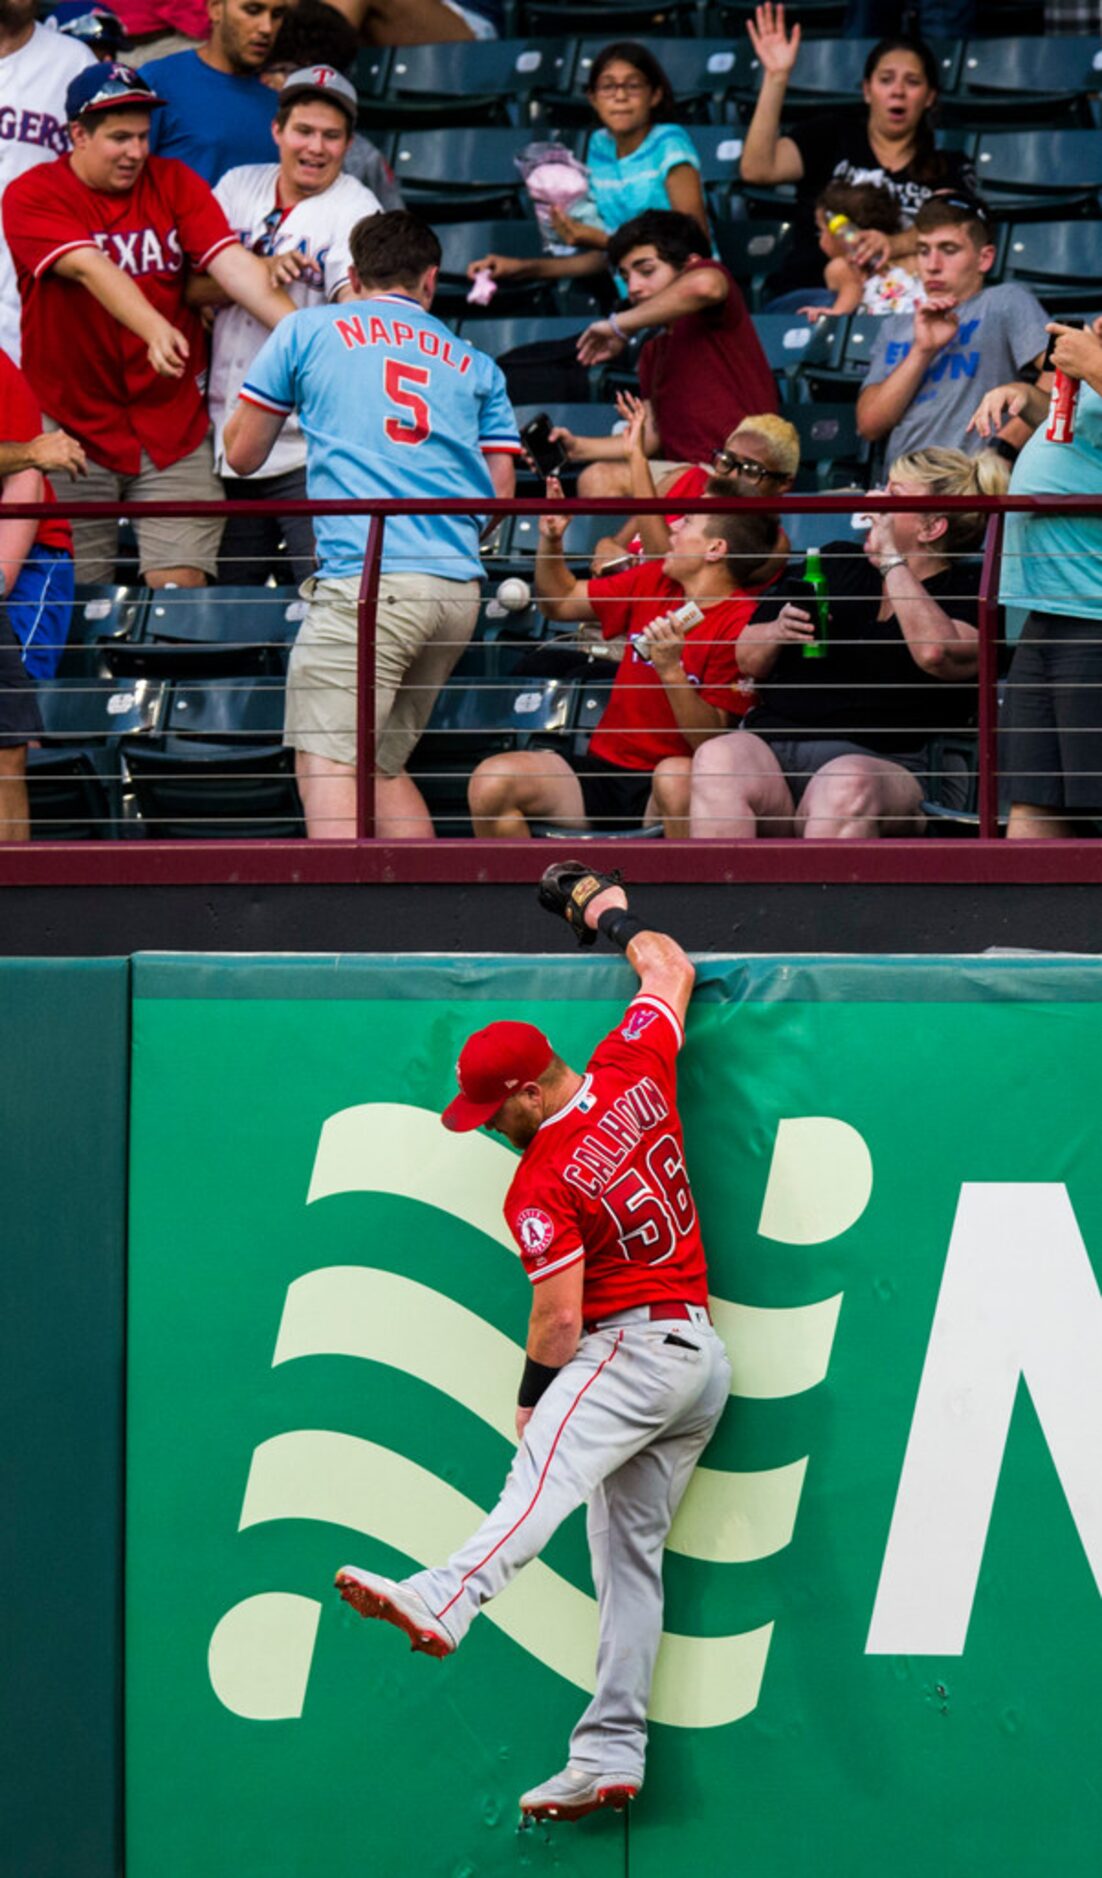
[537,861,622,947]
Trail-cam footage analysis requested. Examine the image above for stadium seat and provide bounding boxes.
[519,0,699,37]
[58,583,148,677]
[973,130,1102,221]
[120,737,303,839]
[390,127,571,222]
[789,403,869,487]
[944,36,1102,128]
[570,39,749,123]
[456,312,588,359]
[751,310,841,399]
[27,669,165,839]
[714,218,793,312]
[356,38,576,129]
[713,0,847,34]
[783,497,869,556]
[409,670,581,836]
[682,124,750,210]
[141,585,305,656]
[435,221,554,318]
[1001,221,1102,314]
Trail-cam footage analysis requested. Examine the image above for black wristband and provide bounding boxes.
[518,1356,562,1408]
[992,437,1020,464]
[597,908,647,952]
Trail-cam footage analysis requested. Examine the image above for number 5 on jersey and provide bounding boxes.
[384,359,431,446]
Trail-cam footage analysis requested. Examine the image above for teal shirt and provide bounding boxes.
[1000,382,1102,621]
[586,121,701,233]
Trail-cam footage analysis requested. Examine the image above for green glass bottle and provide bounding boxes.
[802,546,830,659]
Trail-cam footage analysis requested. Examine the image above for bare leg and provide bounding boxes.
[1006,802,1077,839]
[295,751,356,839]
[376,770,435,841]
[145,567,207,589]
[0,744,30,841]
[689,733,794,838]
[468,748,587,838]
[649,756,691,837]
[577,461,633,504]
[797,755,925,839]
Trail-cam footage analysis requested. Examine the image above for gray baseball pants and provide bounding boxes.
[405,1304,732,1778]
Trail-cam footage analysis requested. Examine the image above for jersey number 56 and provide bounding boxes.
[601,1134,696,1266]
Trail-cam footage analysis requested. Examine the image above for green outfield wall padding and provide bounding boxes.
[125,952,1102,1878]
[1,958,129,1878]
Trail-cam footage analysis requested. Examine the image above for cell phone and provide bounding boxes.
[1042,318,1083,372]
[520,412,569,479]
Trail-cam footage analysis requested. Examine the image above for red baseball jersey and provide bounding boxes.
[585,562,758,771]
[3,153,237,476]
[0,347,71,554]
[504,992,710,1318]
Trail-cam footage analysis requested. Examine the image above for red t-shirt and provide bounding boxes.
[505,992,709,1318]
[638,261,779,462]
[0,348,71,555]
[627,463,708,557]
[585,560,758,771]
[3,154,237,476]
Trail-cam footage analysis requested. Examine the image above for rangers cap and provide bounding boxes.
[278,65,359,126]
[441,1021,554,1133]
[50,4,124,53]
[66,62,165,119]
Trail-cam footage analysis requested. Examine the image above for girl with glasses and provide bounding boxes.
[466,41,709,294]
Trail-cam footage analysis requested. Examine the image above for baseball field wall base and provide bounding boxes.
[4,956,1098,1878]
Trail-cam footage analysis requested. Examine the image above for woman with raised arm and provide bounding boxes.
[740,3,974,307]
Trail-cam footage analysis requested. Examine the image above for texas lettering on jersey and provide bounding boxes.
[91,226,184,277]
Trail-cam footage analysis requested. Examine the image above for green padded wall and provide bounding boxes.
[1,959,128,1878]
[126,953,1102,1878]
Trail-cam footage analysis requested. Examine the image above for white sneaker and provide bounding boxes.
[519,1764,640,1822]
[334,1566,454,1658]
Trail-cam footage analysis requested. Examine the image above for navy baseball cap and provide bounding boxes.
[66,61,165,120]
[50,4,124,53]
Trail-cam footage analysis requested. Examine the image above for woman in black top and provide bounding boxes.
[681,445,1008,839]
[740,4,975,303]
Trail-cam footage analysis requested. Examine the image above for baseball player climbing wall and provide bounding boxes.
[125,952,1101,1878]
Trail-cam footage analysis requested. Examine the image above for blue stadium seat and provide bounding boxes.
[141,585,305,653]
[715,219,793,311]
[58,583,148,677]
[357,38,576,129]
[973,130,1102,221]
[519,0,699,36]
[713,0,847,34]
[27,668,165,839]
[751,310,842,399]
[435,220,555,317]
[783,499,869,556]
[391,127,574,222]
[739,38,961,114]
[120,737,303,839]
[455,312,588,359]
[789,403,869,487]
[946,36,1102,129]
[1001,221,1102,315]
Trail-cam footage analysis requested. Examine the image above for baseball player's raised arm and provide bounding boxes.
[538,863,696,1030]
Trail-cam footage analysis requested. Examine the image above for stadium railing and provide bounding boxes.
[2,487,1102,885]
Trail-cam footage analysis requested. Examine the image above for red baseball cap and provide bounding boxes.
[441,1020,554,1133]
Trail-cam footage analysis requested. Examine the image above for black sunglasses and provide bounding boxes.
[711,450,782,481]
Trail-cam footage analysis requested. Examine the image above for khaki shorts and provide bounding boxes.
[50,429,224,584]
[284,570,480,775]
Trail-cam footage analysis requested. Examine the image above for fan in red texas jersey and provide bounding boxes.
[2,60,295,590]
[334,868,732,1829]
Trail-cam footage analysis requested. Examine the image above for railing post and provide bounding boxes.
[978,512,1004,841]
[356,514,384,841]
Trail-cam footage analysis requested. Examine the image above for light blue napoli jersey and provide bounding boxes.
[241,291,521,580]
[1000,382,1102,623]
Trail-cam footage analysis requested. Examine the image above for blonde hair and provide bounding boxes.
[727,413,801,481]
[888,445,1009,553]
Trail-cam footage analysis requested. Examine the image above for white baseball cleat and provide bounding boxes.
[334,1566,454,1658]
[519,1765,641,1822]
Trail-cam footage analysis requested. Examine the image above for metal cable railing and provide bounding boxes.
[3,490,1102,879]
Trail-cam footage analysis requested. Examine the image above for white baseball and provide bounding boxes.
[496,577,532,611]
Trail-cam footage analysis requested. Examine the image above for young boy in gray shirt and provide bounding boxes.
[857,195,1050,462]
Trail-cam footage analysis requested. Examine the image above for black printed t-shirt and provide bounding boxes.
[744,541,982,751]
[770,111,976,297]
